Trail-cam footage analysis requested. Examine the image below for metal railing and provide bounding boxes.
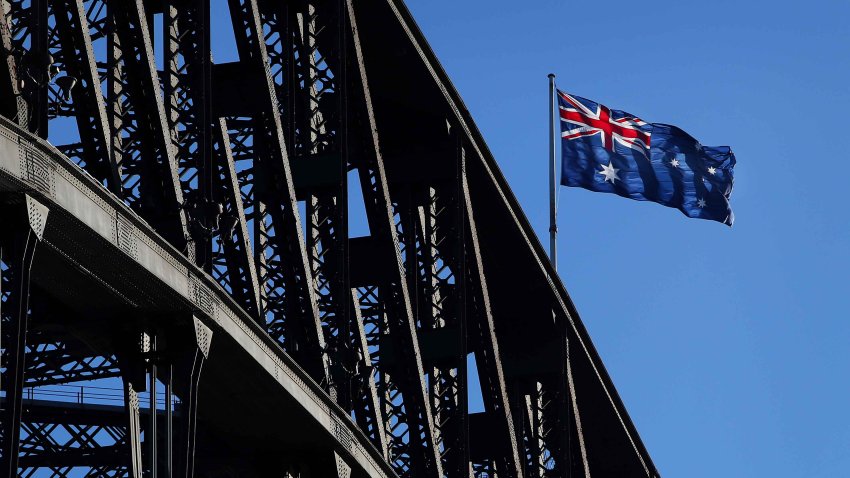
[0,384,180,409]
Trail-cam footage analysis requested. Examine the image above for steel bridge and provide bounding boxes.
[0,1,659,477]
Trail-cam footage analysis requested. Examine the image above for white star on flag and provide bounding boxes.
[597,162,620,184]
[708,166,717,175]
[670,158,680,168]
[697,198,707,208]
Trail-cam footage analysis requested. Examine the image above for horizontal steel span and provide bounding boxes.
[0,1,658,477]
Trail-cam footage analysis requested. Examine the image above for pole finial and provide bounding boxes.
[548,73,556,79]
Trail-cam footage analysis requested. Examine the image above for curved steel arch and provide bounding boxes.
[0,1,659,477]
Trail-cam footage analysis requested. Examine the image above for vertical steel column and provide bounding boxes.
[118,330,150,478]
[166,363,174,478]
[167,316,212,478]
[456,134,470,477]
[149,333,158,478]
[26,0,48,138]
[255,3,387,449]
[400,126,469,476]
[125,380,144,478]
[107,0,190,254]
[164,0,213,270]
[284,0,350,405]
[345,2,442,475]
[0,196,47,478]
[461,150,523,478]
[50,0,120,193]
[538,375,575,478]
[226,0,330,387]
[523,383,550,478]
[164,0,261,318]
[0,2,27,125]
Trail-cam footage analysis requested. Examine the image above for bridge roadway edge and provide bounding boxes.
[0,115,398,478]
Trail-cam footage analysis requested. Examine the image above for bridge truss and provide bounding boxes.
[0,1,660,477]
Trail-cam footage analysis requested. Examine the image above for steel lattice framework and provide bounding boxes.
[0,1,660,477]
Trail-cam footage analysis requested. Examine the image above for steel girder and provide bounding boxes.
[224,0,331,386]
[342,4,445,475]
[163,0,262,319]
[3,0,48,136]
[1,196,48,476]
[0,0,662,477]
[0,0,29,127]
[49,0,119,192]
[22,336,120,388]
[106,0,190,253]
[16,399,130,477]
[459,151,523,478]
[256,0,389,454]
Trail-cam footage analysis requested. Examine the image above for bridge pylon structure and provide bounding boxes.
[0,1,659,477]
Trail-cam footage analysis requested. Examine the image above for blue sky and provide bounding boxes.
[403,1,850,477]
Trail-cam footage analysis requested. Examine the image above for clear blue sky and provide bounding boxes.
[403,1,850,477]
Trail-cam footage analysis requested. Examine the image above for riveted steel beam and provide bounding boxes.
[460,151,523,478]
[0,195,48,477]
[4,0,48,136]
[226,0,330,386]
[106,0,190,253]
[50,0,120,193]
[256,2,392,456]
[394,126,468,477]
[0,3,27,126]
[286,0,351,408]
[344,2,442,475]
[164,0,262,319]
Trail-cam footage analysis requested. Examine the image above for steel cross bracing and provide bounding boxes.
[260,0,351,405]
[224,0,331,388]
[162,0,262,317]
[22,336,119,388]
[459,154,523,478]
[17,399,131,477]
[0,0,662,477]
[107,0,190,253]
[257,0,389,451]
[1,3,174,477]
[257,2,446,475]
[3,0,48,135]
[341,4,446,476]
[0,1,29,128]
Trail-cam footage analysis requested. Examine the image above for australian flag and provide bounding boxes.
[558,89,735,226]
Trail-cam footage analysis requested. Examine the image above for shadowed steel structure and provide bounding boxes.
[0,1,659,477]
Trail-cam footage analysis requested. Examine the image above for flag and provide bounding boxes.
[558,89,735,226]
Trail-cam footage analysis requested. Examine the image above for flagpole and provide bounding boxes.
[548,73,558,271]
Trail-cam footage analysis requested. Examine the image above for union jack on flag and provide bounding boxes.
[558,91,652,157]
[557,88,736,226]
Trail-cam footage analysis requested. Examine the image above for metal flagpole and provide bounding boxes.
[548,73,558,271]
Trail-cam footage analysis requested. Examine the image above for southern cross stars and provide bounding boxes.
[708,166,717,175]
[597,161,620,184]
[670,158,680,168]
[697,198,707,208]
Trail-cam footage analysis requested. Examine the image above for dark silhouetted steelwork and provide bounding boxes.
[0,1,660,477]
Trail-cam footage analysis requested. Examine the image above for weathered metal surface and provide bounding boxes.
[0,1,659,477]
[0,117,396,478]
